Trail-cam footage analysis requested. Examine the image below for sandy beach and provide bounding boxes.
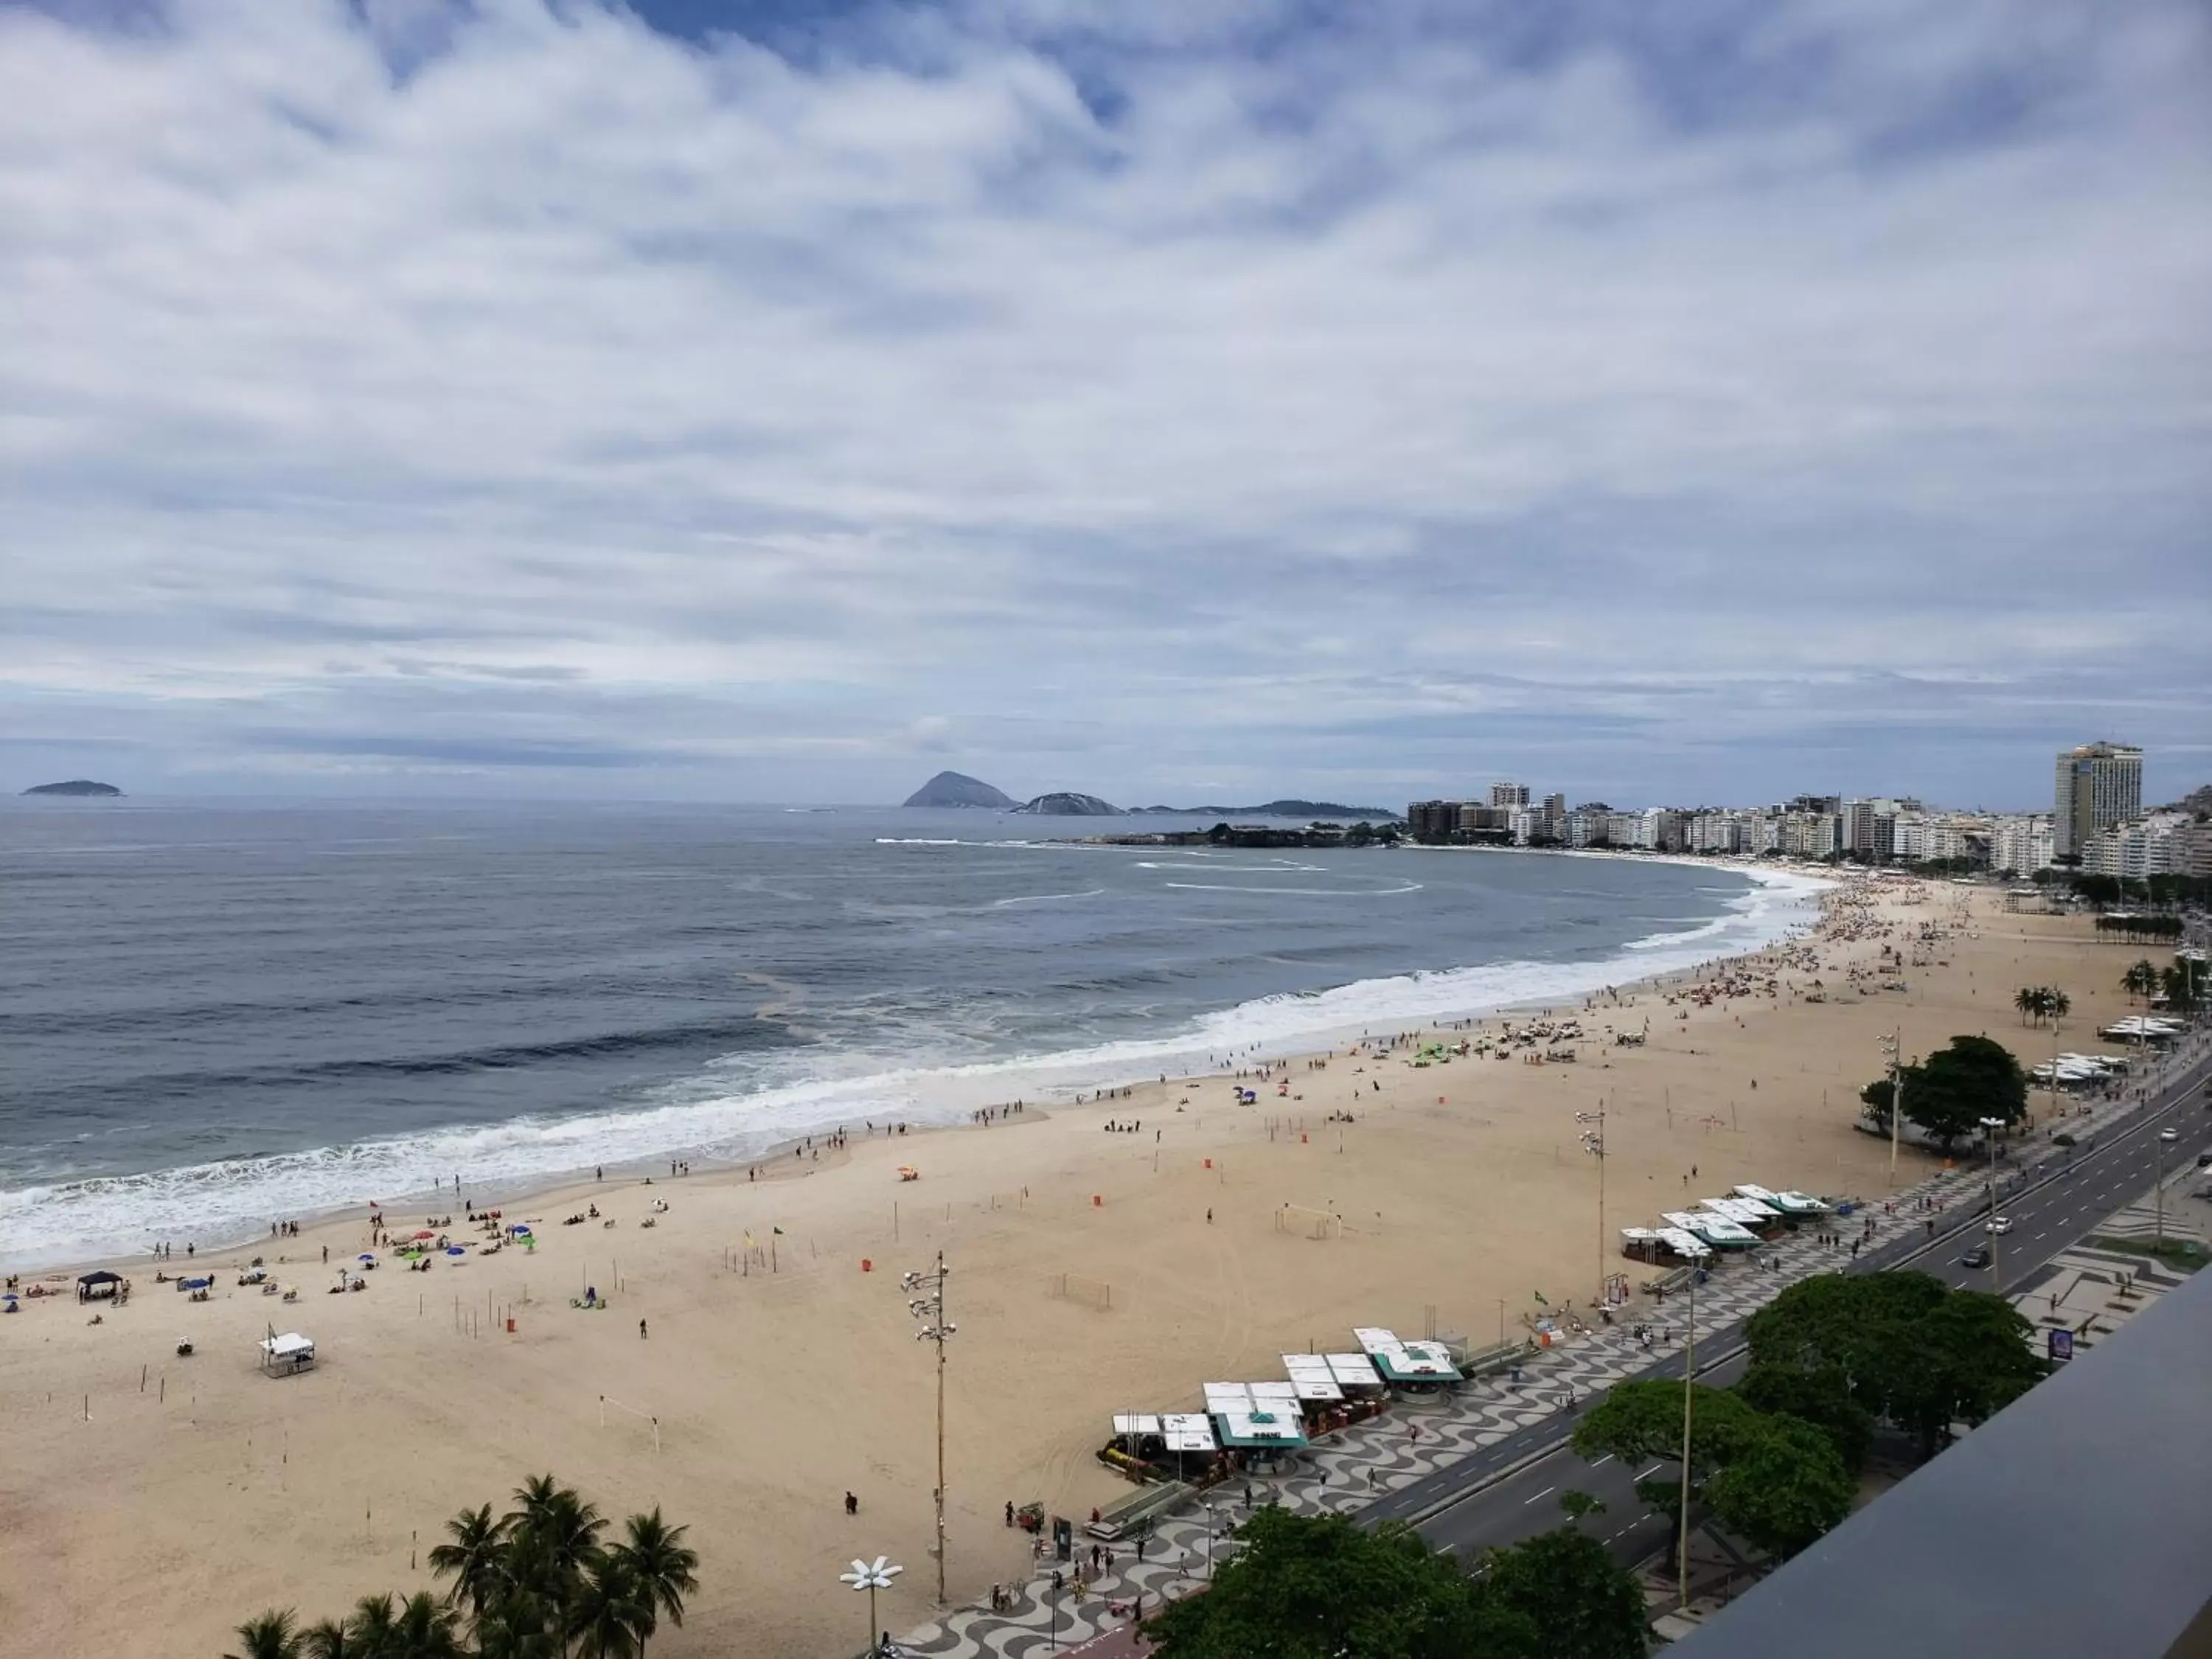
[1,870,2146,1658]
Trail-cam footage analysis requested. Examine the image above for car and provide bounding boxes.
[2160,1127,2180,1142]
[1986,1215,2014,1234]
[1961,1244,1992,1269]
[2197,1152,2212,1169]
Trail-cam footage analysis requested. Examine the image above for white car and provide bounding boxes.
[2160,1127,2180,1142]
[1986,1216,2014,1235]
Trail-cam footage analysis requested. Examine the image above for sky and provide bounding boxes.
[2,0,2208,812]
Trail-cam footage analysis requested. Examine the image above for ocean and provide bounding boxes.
[0,801,1823,1267]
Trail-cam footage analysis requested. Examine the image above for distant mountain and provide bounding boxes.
[2170,783,2211,818]
[902,771,1018,810]
[22,779,122,797]
[1011,792,1126,816]
[1130,799,1397,819]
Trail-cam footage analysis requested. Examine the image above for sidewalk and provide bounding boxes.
[891,1033,2210,1659]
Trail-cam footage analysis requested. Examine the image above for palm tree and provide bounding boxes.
[228,1610,303,1659]
[2014,986,2042,1026]
[504,1476,606,1658]
[299,1618,354,1659]
[2123,960,2160,1004]
[346,1593,401,1659]
[609,1509,699,1657]
[566,1555,651,1659]
[392,1591,465,1659]
[429,1502,509,1622]
[2046,988,2071,1024]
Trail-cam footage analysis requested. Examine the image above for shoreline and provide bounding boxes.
[19,858,1829,1285]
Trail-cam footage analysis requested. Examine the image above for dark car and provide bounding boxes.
[1961,1244,1992,1269]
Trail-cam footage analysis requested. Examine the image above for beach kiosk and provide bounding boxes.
[1662,1210,1759,1251]
[1352,1327,1464,1391]
[1203,1383,1308,1470]
[260,1332,316,1377]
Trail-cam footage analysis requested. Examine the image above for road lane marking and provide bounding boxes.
[1587,1454,1613,1468]
[1523,1486,1556,1506]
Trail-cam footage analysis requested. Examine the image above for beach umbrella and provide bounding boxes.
[412,1230,436,1240]
[445,1245,466,1256]
[358,1253,376,1263]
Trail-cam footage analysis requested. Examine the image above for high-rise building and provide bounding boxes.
[1489,782,1530,808]
[2053,742,2142,859]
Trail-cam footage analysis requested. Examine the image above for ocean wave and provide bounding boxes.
[0,866,1822,1270]
[1162,881,1425,896]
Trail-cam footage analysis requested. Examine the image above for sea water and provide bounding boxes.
[0,800,1823,1265]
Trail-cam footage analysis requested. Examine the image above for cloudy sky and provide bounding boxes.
[3,0,2207,810]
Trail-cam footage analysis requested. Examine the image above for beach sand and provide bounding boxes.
[1,874,2142,1657]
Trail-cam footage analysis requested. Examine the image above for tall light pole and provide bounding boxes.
[1879,1032,1907,1186]
[1980,1118,2006,1292]
[1677,1261,1697,1610]
[841,1555,902,1657]
[1577,1106,1607,1311]
[902,1254,956,1605]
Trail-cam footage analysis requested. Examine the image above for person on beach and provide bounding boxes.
[639,1318,648,1339]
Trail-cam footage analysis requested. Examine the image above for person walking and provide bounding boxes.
[639,1318,648,1339]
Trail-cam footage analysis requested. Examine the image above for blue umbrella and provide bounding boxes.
[445,1245,467,1256]
[358,1253,376,1263]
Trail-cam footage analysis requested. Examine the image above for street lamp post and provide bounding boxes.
[1576,1105,1607,1310]
[1980,1118,2007,1291]
[840,1555,902,1658]
[902,1255,957,1604]
[1677,1260,1697,1611]
[1879,1031,1907,1186]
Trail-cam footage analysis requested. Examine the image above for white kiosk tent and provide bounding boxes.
[260,1331,316,1377]
[1109,1412,1218,1453]
[1701,1196,1780,1230]
[1733,1183,1829,1217]
[1663,1210,1759,1250]
[1352,1327,1464,1386]
[1279,1355,1346,1403]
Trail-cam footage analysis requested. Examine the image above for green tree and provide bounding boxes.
[2122,960,2160,1004]
[344,1594,400,1658]
[1702,1414,1853,1559]
[299,1619,355,1659]
[1142,1508,1498,1659]
[2013,987,2044,1026]
[1884,1034,2027,1152]
[1570,1381,1770,1551]
[2165,959,2208,1013]
[1470,1527,1648,1659]
[227,1610,303,1659]
[608,1509,698,1658]
[1745,1273,2044,1459]
[1739,1357,1874,1475]
[428,1503,509,1624]
[566,1557,650,1659]
[391,1592,465,1659]
[1557,1489,1607,1524]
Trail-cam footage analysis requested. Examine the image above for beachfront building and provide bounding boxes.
[1992,813,2056,876]
[1543,793,1566,838]
[2053,741,2143,860]
[2081,811,2201,880]
[1489,782,1530,807]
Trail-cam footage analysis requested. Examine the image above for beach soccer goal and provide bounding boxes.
[1048,1273,1114,1311]
[1275,1204,1343,1241]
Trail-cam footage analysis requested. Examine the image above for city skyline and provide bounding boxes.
[4,1,2209,806]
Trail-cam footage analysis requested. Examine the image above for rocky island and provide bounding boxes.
[902,771,1019,809]
[22,779,123,797]
[1011,792,1125,816]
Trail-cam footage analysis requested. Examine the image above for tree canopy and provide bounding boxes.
[1745,1271,2044,1458]
[1865,1034,2028,1152]
[1143,1509,1648,1659]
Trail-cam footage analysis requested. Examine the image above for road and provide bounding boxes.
[1357,1045,2212,1569]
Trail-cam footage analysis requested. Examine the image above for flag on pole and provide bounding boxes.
[772,1225,785,1235]
[1532,1290,1549,1307]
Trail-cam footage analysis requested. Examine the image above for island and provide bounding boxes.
[902,771,1019,810]
[21,779,123,797]
[1011,792,1126,816]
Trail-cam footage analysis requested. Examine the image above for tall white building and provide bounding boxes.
[2053,742,2142,859]
[1489,782,1530,808]
[1992,815,2055,876]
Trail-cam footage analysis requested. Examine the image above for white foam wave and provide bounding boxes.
[990,888,1107,907]
[1162,881,1424,896]
[0,865,1825,1270]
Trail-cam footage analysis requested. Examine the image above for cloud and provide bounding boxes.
[1,0,2207,806]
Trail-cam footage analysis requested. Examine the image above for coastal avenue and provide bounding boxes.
[1361,1048,2212,1568]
